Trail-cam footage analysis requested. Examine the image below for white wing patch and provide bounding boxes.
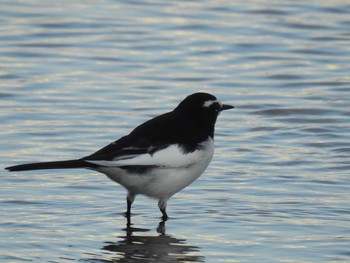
[86,138,214,168]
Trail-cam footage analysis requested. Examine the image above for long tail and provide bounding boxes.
[5,159,97,172]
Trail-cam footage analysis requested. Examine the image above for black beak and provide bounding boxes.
[221,104,235,111]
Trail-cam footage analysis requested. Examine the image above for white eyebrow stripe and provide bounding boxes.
[203,100,221,108]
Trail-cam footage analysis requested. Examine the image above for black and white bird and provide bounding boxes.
[6,92,234,221]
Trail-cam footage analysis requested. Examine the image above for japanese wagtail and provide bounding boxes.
[6,92,234,221]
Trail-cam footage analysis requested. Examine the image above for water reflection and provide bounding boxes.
[87,221,204,263]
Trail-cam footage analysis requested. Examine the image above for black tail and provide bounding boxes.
[5,159,97,172]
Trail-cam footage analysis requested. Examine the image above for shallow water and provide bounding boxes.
[1,0,350,262]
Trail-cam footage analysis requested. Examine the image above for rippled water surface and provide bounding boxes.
[1,0,350,262]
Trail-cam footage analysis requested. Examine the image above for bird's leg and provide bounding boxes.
[161,209,168,221]
[158,198,169,221]
[125,192,135,219]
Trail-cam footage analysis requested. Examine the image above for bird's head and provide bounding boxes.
[174,92,234,129]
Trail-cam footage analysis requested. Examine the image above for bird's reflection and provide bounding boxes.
[87,220,204,263]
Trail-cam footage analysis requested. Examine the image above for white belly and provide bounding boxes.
[97,138,214,199]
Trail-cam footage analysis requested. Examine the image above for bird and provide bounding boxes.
[5,92,234,222]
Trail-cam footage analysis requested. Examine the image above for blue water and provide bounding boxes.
[1,0,350,262]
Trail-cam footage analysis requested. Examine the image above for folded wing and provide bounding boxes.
[86,142,206,168]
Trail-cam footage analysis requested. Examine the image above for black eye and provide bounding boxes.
[211,102,221,112]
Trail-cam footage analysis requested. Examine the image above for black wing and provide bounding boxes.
[83,110,208,162]
[84,112,175,161]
